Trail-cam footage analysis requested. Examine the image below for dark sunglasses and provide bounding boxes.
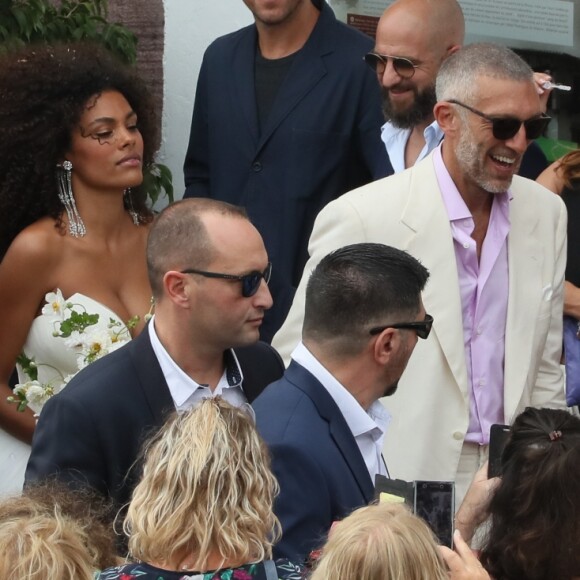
[447,99,551,141]
[363,52,421,79]
[369,313,434,340]
[181,262,272,298]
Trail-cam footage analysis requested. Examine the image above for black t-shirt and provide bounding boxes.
[254,50,296,133]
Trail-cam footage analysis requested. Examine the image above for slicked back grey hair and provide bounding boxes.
[436,43,534,105]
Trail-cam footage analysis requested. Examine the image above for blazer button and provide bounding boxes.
[252,161,262,172]
[453,431,464,441]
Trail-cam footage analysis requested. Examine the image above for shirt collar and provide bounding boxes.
[148,316,244,407]
[381,118,442,146]
[291,342,390,438]
[381,120,411,147]
[424,120,444,145]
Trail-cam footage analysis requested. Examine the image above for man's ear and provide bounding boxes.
[446,43,461,58]
[162,271,191,308]
[372,327,399,366]
[434,101,458,135]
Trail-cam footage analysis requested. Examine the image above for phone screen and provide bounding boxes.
[414,481,455,548]
[488,424,511,478]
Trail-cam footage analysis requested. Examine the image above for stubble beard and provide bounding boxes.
[454,124,518,194]
[251,0,304,27]
[382,380,399,398]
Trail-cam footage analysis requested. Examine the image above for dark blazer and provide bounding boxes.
[183,0,392,341]
[25,329,284,511]
[253,361,374,563]
[520,141,549,180]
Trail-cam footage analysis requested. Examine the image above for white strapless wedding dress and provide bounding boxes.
[0,293,126,496]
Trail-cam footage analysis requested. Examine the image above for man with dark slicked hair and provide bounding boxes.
[254,242,429,563]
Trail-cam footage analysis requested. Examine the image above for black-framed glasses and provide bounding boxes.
[363,52,422,79]
[369,314,434,340]
[180,262,272,298]
[447,99,551,141]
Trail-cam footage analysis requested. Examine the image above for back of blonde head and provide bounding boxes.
[0,498,96,580]
[125,397,281,570]
[311,503,448,580]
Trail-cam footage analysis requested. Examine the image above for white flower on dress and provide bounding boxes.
[11,291,138,414]
[69,325,128,370]
[77,329,108,368]
[41,289,67,320]
[13,380,55,415]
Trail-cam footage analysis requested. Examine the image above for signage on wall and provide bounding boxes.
[330,0,578,57]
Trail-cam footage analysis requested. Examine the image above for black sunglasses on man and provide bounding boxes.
[181,263,272,298]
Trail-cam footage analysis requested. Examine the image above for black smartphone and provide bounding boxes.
[488,424,511,478]
[414,481,455,548]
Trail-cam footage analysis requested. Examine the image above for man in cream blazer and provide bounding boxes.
[273,43,567,502]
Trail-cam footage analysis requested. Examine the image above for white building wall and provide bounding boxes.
[161,1,253,198]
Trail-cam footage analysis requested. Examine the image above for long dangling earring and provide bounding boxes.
[56,160,86,237]
[124,188,140,226]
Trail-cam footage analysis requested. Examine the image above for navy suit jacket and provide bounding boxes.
[183,0,392,341]
[25,328,284,512]
[520,141,549,180]
[253,361,374,563]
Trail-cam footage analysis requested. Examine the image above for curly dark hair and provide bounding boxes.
[0,42,159,257]
[479,407,580,580]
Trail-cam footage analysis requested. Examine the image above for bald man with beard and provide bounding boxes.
[367,0,551,178]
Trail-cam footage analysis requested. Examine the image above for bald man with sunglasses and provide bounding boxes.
[368,0,551,179]
[274,43,567,506]
[26,199,284,513]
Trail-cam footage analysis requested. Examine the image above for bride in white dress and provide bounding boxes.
[0,43,159,494]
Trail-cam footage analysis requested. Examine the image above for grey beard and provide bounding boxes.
[382,85,437,130]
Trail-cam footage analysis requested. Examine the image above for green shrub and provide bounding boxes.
[0,0,173,205]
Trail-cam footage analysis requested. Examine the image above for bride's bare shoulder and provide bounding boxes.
[3,218,65,271]
[0,219,66,319]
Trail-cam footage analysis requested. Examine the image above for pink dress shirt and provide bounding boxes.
[433,147,510,444]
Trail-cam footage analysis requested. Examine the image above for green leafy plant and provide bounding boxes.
[0,0,137,62]
[142,161,174,207]
[0,0,173,205]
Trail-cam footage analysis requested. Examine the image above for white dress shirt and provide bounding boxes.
[381,119,444,173]
[148,317,247,411]
[292,342,391,481]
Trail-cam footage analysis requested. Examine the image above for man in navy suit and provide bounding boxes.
[183,0,392,342]
[26,199,284,511]
[253,243,430,562]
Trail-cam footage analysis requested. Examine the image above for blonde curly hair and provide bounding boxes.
[0,496,97,580]
[124,397,281,570]
[311,503,448,580]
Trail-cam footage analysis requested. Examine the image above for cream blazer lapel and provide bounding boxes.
[503,179,544,420]
[399,157,469,399]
